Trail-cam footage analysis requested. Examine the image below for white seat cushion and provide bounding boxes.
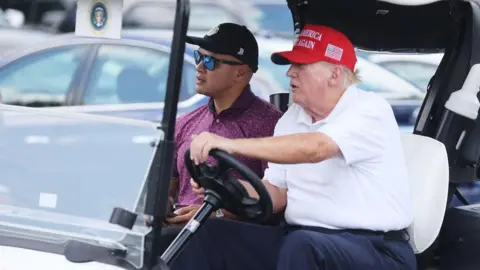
[402,133,449,253]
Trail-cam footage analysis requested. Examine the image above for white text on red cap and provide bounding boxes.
[295,39,315,49]
[299,29,322,41]
[294,29,323,50]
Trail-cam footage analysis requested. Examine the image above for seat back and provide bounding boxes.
[402,133,449,253]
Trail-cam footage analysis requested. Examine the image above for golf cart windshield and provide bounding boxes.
[0,104,161,269]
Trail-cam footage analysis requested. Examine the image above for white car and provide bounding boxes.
[363,51,444,91]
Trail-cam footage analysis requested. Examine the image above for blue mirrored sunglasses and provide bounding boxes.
[194,50,243,71]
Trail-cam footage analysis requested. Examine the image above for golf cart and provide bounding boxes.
[1,0,480,269]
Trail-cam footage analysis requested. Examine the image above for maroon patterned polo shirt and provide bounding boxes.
[173,86,283,208]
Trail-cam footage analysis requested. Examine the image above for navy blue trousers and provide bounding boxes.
[169,218,417,270]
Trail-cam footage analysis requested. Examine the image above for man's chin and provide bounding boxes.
[292,94,301,103]
[196,87,211,96]
[292,96,307,108]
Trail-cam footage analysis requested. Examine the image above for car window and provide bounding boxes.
[83,44,197,105]
[0,45,88,107]
[124,3,239,31]
[355,58,424,98]
[379,61,437,91]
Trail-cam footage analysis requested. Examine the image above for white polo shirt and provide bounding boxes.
[264,85,413,232]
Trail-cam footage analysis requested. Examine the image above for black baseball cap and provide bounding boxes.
[186,23,259,73]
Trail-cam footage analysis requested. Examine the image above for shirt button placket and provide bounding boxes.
[209,118,219,132]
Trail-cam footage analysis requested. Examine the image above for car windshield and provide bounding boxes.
[0,104,161,268]
[124,2,239,31]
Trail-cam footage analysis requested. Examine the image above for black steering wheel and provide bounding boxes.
[184,148,273,223]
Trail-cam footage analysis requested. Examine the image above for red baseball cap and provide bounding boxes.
[271,24,357,72]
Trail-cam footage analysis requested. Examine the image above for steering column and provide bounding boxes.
[158,148,273,267]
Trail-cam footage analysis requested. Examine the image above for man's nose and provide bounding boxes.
[286,65,297,78]
[196,62,206,73]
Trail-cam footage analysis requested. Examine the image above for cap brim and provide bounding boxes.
[271,50,321,65]
[186,36,220,54]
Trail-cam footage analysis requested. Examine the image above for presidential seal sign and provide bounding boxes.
[75,0,121,39]
[90,1,108,31]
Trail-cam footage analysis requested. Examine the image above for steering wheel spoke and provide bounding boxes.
[239,202,263,220]
[184,148,273,223]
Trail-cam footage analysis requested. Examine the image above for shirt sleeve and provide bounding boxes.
[320,103,391,165]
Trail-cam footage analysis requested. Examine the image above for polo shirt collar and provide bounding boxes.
[208,85,255,115]
[296,84,359,125]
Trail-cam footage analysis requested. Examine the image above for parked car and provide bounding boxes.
[42,0,259,34]
[121,28,287,100]
[360,51,443,91]
[123,0,261,33]
[0,32,284,122]
[0,34,199,122]
[0,27,53,54]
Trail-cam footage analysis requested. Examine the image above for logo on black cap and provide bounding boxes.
[206,26,219,36]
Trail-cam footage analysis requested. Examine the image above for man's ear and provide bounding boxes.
[235,65,249,81]
[328,66,343,87]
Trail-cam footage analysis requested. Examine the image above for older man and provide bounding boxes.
[170,24,416,270]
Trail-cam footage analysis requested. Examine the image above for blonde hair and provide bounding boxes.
[342,66,361,86]
[317,61,361,87]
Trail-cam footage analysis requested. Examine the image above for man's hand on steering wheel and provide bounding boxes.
[191,178,206,200]
[185,134,273,223]
[190,132,235,165]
